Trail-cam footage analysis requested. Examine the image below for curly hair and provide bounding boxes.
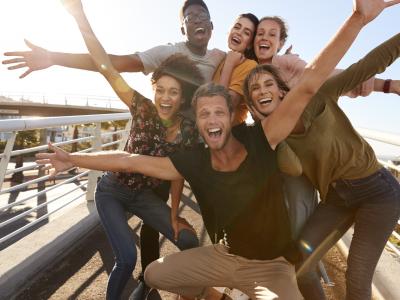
[151,54,205,110]
[243,64,290,106]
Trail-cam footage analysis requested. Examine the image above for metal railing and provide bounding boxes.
[0,92,125,110]
[0,113,131,247]
[0,115,399,257]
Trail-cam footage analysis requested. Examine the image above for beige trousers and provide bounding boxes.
[144,244,303,300]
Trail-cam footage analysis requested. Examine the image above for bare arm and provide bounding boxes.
[216,51,248,121]
[262,0,400,149]
[50,52,143,73]
[2,40,144,79]
[61,0,137,107]
[170,179,184,240]
[36,143,183,181]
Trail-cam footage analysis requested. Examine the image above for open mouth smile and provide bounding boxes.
[231,36,242,46]
[258,97,272,105]
[258,43,271,51]
[207,127,222,138]
[159,103,173,113]
[195,27,206,34]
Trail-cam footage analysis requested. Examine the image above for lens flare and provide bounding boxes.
[299,239,313,254]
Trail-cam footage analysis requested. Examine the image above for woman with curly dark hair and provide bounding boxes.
[60,2,204,299]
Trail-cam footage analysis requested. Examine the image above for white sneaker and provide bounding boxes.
[214,287,250,300]
[230,289,249,300]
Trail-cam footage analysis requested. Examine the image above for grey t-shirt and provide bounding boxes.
[136,42,225,81]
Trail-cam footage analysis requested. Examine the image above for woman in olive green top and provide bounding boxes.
[244,33,400,300]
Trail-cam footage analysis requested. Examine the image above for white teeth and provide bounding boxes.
[232,37,241,44]
[160,103,172,108]
[208,128,221,133]
[259,98,272,105]
[259,44,270,49]
[195,27,205,34]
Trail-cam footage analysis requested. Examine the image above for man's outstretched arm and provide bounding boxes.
[3,39,144,79]
[36,144,182,181]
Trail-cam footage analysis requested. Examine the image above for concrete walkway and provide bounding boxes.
[9,184,350,300]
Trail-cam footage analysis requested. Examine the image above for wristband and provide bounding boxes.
[383,79,392,93]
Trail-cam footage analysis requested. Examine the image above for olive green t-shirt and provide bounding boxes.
[287,33,400,200]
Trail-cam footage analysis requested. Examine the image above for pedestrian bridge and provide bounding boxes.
[0,113,399,300]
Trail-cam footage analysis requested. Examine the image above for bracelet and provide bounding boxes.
[383,79,392,93]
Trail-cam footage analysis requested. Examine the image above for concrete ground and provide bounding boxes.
[14,184,349,300]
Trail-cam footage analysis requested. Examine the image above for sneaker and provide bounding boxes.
[129,278,152,300]
[230,288,249,300]
[214,287,249,300]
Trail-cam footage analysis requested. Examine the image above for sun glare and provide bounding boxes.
[2,1,87,52]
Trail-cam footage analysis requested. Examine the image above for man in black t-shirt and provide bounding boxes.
[38,83,301,299]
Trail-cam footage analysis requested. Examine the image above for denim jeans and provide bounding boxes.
[95,173,199,300]
[140,182,170,274]
[282,174,322,299]
[282,174,318,239]
[297,167,400,300]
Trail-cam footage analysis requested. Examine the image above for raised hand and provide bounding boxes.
[61,0,84,17]
[353,0,400,25]
[171,216,196,241]
[2,40,52,79]
[225,50,245,69]
[36,143,75,177]
[284,45,293,55]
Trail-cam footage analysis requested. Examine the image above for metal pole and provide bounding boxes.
[0,132,17,190]
[86,122,102,201]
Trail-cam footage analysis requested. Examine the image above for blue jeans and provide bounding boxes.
[95,173,199,300]
[297,168,400,300]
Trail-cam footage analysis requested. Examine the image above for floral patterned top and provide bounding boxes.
[115,91,199,190]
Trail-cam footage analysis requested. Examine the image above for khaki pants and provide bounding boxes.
[144,244,303,300]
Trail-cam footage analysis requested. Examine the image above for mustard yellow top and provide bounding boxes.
[213,58,257,125]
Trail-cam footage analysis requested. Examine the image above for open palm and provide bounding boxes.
[36,144,75,177]
[353,0,400,25]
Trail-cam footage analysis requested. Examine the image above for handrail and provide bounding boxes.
[357,127,400,147]
[0,113,132,248]
[0,113,131,132]
[0,116,398,258]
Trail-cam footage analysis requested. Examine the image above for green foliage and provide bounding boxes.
[14,130,40,150]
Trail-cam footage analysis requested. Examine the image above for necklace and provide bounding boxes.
[161,118,174,128]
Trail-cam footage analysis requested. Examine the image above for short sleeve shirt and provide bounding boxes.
[169,122,293,260]
[136,42,225,81]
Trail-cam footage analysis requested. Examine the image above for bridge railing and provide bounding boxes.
[0,92,125,109]
[0,115,399,257]
[0,113,131,247]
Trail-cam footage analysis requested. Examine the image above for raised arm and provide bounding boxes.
[2,39,144,79]
[60,0,138,107]
[318,32,400,100]
[36,143,182,181]
[262,0,400,149]
[215,52,245,116]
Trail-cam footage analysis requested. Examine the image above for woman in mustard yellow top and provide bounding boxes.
[213,13,258,125]
[244,32,400,300]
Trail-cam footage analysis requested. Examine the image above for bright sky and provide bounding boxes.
[0,0,399,156]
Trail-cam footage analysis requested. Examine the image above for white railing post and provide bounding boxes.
[118,119,132,151]
[85,122,102,201]
[0,132,17,190]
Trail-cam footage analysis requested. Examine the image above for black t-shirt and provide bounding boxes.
[169,122,293,260]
